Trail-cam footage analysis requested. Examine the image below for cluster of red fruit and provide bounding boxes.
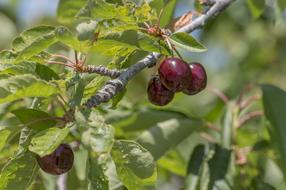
[147,57,207,106]
[37,144,74,175]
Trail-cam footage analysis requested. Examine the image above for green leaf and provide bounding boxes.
[0,50,18,64]
[221,104,234,149]
[83,76,107,99]
[111,140,157,190]
[12,25,55,52]
[90,39,138,56]
[137,118,203,160]
[78,0,135,23]
[111,88,126,109]
[55,26,89,52]
[157,151,186,176]
[160,0,177,27]
[0,74,58,104]
[70,78,85,107]
[134,2,156,23]
[184,144,206,190]
[262,85,286,178]
[87,155,109,190]
[208,144,232,189]
[12,108,56,130]
[170,32,207,52]
[15,33,57,63]
[35,64,60,81]
[0,152,38,190]
[247,0,266,18]
[0,128,12,151]
[138,34,170,55]
[109,107,188,131]
[76,20,99,41]
[73,148,88,181]
[12,26,57,63]
[57,0,87,24]
[18,127,36,153]
[149,0,164,15]
[29,127,69,157]
[82,120,115,154]
[77,1,155,38]
[0,62,36,75]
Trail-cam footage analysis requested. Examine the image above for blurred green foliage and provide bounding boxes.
[0,0,285,189]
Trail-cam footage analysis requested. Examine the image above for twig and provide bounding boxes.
[200,132,217,143]
[46,61,75,68]
[78,65,123,78]
[236,111,264,128]
[206,122,221,132]
[239,95,261,110]
[207,86,229,104]
[51,54,75,65]
[85,0,236,108]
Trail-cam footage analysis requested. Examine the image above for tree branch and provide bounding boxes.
[85,0,236,108]
[79,65,123,78]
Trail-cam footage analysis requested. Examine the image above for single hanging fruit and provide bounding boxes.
[183,62,207,95]
[36,144,74,175]
[159,57,192,92]
[147,76,175,106]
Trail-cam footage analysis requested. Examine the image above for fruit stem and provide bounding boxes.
[51,54,75,65]
[46,61,75,69]
[207,86,229,104]
[236,110,264,129]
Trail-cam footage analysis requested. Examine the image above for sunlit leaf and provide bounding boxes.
[0,152,38,190]
[0,62,36,75]
[247,0,265,18]
[57,0,87,24]
[87,155,109,190]
[29,127,69,157]
[149,0,164,15]
[55,26,89,52]
[0,75,58,104]
[15,33,57,63]
[12,25,55,52]
[77,0,135,23]
[82,120,115,154]
[170,32,207,52]
[111,140,157,190]
[0,128,12,151]
[160,0,177,27]
[0,50,18,64]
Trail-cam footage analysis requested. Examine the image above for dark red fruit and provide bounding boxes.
[36,144,74,175]
[183,62,207,95]
[159,57,192,92]
[147,76,175,106]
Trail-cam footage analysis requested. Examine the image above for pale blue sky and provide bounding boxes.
[0,0,59,27]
